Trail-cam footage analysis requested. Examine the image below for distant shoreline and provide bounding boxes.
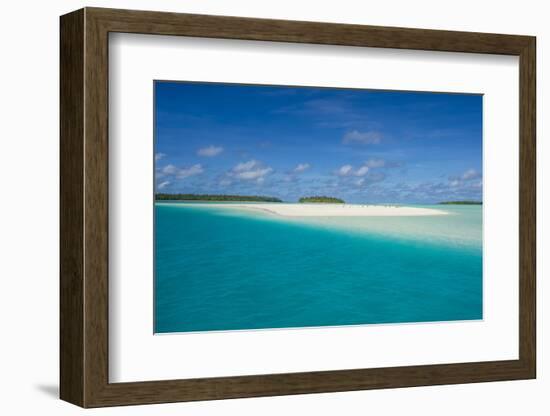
[299,196,344,203]
[438,201,482,205]
[159,202,449,217]
[155,193,282,203]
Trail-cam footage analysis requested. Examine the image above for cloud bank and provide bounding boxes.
[197,145,223,157]
[160,163,204,179]
[342,130,382,145]
[294,163,310,173]
[227,160,273,183]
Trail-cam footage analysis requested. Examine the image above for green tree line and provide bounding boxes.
[155,193,283,202]
[438,200,482,205]
[298,196,345,203]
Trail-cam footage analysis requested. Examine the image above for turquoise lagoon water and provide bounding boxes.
[154,203,482,333]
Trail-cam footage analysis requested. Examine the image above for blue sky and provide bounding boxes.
[154,81,482,203]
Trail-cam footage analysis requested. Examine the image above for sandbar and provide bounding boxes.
[182,203,448,217]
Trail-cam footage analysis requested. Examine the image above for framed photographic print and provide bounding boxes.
[60,7,536,408]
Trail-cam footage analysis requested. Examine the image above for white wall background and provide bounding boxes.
[0,0,545,414]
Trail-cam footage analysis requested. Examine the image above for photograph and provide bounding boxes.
[153,81,483,334]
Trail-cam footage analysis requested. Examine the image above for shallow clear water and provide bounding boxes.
[154,203,482,333]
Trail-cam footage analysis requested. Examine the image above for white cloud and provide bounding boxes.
[461,168,481,180]
[235,167,273,180]
[161,164,178,175]
[197,145,223,157]
[229,160,273,181]
[355,166,369,176]
[233,160,259,172]
[294,163,310,173]
[343,130,382,145]
[448,169,482,187]
[157,181,170,190]
[336,164,369,177]
[155,152,166,161]
[161,163,204,179]
[176,164,204,179]
[356,178,365,186]
[337,164,353,176]
[365,158,386,168]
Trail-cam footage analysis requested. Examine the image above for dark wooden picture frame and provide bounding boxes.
[60,7,536,408]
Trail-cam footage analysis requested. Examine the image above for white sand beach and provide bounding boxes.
[190,203,448,217]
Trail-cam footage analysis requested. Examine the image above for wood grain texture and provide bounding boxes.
[83,10,110,406]
[59,8,85,407]
[59,7,537,408]
[518,38,536,375]
[88,7,532,55]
